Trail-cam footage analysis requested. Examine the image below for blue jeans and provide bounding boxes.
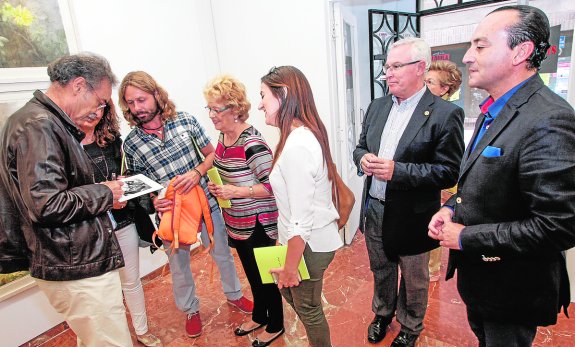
[163,211,242,313]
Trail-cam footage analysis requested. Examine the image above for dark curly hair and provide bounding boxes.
[491,5,550,70]
[93,102,120,148]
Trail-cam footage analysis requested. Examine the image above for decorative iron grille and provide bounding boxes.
[368,10,420,100]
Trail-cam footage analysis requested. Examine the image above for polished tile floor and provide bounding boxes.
[27,232,575,347]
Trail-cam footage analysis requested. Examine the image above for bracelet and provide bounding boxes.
[193,168,202,178]
[248,185,254,198]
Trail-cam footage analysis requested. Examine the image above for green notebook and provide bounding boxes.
[253,245,310,284]
[206,167,232,208]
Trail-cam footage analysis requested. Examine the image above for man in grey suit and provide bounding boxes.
[354,37,464,346]
[428,5,575,347]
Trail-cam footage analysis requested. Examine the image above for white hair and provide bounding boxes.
[390,37,431,71]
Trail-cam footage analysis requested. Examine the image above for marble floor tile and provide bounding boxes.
[24,232,574,347]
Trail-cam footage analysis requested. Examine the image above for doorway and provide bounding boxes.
[332,2,363,244]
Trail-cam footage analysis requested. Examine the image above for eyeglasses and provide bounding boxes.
[205,105,231,115]
[383,60,421,74]
[86,81,108,111]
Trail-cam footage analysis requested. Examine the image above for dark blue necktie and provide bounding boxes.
[471,113,493,152]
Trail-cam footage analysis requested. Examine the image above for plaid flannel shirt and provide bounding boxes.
[123,111,219,212]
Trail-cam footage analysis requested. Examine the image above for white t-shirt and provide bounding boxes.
[269,127,343,252]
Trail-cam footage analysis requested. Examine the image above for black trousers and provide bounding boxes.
[467,308,537,347]
[231,220,284,333]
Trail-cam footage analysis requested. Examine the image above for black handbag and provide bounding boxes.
[134,202,162,249]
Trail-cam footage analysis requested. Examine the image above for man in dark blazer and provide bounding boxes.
[353,37,464,346]
[428,5,575,347]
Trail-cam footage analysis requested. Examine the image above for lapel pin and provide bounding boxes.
[424,110,430,116]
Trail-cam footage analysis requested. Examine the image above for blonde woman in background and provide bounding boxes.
[425,60,462,101]
[424,60,462,282]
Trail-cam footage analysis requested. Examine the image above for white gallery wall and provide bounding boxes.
[209,0,334,149]
[71,0,220,139]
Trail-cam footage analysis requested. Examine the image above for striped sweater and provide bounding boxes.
[214,126,278,240]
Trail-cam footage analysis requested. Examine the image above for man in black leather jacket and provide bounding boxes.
[0,53,133,346]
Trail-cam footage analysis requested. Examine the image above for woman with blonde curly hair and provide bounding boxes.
[425,60,462,100]
[204,75,284,347]
[77,103,162,347]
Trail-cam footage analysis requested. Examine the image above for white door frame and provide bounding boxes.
[329,1,364,244]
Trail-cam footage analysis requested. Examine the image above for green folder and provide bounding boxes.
[206,167,232,208]
[253,245,310,284]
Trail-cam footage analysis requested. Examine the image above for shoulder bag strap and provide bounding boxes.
[190,133,205,161]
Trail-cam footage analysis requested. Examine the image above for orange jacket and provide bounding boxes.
[155,179,214,250]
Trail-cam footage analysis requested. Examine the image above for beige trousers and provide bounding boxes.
[35,269,133,347]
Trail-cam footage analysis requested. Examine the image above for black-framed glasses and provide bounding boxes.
[86,81,108,111]
[205,105,232,115]
[383,60,421,74]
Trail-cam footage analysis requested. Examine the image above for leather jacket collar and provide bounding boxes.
[33,90,86,142]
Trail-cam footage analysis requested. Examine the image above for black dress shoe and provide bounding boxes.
[390,331,419,347]
[234,322,265,336]
[367,315,389,344]
[252,328,285,347]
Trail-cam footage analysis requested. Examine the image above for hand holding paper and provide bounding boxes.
[270,266,301,288]
[253,245,310,286]
[118,174,163,202]
[206,167,232,208]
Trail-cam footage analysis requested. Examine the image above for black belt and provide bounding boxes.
[369,195,385,204]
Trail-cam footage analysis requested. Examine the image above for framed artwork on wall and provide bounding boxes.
[0,0,78,91]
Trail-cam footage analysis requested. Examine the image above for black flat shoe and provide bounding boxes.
[252,328,285,347]
[234,322,265,336]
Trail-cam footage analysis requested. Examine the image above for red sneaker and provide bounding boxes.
[185,312,202,337]
[227,296,254,314]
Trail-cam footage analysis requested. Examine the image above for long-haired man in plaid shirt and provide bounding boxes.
[119,71,254,339]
